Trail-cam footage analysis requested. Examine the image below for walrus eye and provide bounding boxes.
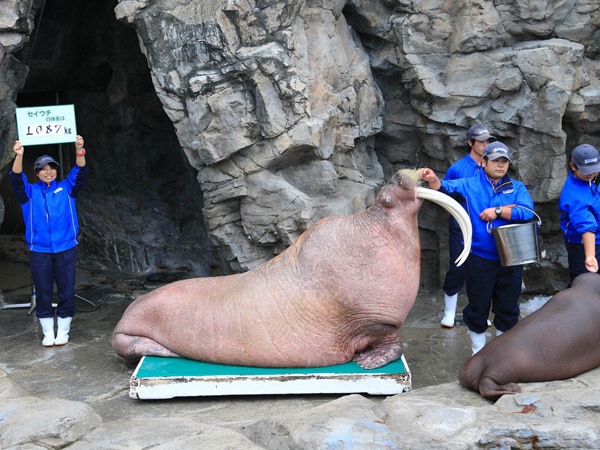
[382,194,393,206]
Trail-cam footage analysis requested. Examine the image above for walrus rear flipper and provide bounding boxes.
[352,334,403,369]
[112,332,180,362]
[479,377,522,400]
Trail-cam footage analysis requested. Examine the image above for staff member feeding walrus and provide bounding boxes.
[421,141,535,355]
[112,169,471,369]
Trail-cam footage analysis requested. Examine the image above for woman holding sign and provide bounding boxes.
[10,135,88,347]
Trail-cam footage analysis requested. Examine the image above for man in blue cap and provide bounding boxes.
[559,143,600,286]
[421,141,535,355]
[10,136,88,347]
[440,125,495,328]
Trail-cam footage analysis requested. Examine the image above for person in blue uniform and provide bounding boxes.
[421,141,535,354]
[10,136,88,347]
[440,124,495,328]
[559,144,600,286]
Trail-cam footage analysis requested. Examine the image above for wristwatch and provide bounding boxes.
[495,206,502,217]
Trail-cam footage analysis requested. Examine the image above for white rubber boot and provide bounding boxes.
[440,293,458,328]
[55,317,72,346]
[468,330,486,355]
[39,317,55,347]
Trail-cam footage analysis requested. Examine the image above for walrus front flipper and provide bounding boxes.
[479,376,522,400]
[352,335,403,369]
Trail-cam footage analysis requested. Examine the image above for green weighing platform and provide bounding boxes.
[129,355,412,399]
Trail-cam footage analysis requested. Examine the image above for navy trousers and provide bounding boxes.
[442,227,466,296]
[463,253,522,333]
[30,247,77,319]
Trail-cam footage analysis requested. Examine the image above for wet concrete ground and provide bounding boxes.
[1,245,546,425]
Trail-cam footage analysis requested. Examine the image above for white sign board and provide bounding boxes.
[15,104,77,146]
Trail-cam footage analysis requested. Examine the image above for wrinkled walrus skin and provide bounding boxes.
[112,171,449,369]
[458,272,600,400]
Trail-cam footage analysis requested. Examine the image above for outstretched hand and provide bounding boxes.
[419,168,441,190]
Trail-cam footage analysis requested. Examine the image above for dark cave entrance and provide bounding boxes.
[1,0,139,235]
[0,0,219,275]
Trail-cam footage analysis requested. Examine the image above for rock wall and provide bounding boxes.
[113,0,600,291]
[115,0,386,271]
[1,0,600,291]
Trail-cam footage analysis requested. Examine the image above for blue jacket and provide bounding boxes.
[444,154,481,233]
[9,165,88,253]
[440,170,535,261]
[559,172,600,244]
[444,154,481,182]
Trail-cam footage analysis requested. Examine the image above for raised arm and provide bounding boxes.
[74,135,86,167]
[12,140,24,174]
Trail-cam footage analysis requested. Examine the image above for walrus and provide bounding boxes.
[458,272,600,400]
[112,170,471,369]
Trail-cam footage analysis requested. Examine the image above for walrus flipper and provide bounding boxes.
[479,376,522,400]
[352,335,403,369]
[112,332,180,362]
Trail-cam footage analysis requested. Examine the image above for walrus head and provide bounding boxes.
[389,169,472,266]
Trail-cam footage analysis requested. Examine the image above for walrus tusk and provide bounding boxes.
[416,187,472,266]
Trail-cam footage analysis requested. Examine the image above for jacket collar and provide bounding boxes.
[483,171,513,192]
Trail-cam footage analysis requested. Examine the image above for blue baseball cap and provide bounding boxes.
[466,125,495,142]
[34,155,60,172]
[571,144,600,175]
[483,141,512,162]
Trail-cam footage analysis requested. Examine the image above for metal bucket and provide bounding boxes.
[491,220,541,267]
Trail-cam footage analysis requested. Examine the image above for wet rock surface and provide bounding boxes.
[2,255,599,448]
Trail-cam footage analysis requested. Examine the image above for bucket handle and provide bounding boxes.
[486,205,541,234]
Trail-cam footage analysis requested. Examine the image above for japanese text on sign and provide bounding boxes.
[15,104,77,146]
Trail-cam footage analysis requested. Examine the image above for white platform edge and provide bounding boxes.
[129,355,412,399]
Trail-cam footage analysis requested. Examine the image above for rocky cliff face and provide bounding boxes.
[2,0,600,291]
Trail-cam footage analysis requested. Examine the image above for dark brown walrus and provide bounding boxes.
[112,170,471,369]
[459,272,600,400]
